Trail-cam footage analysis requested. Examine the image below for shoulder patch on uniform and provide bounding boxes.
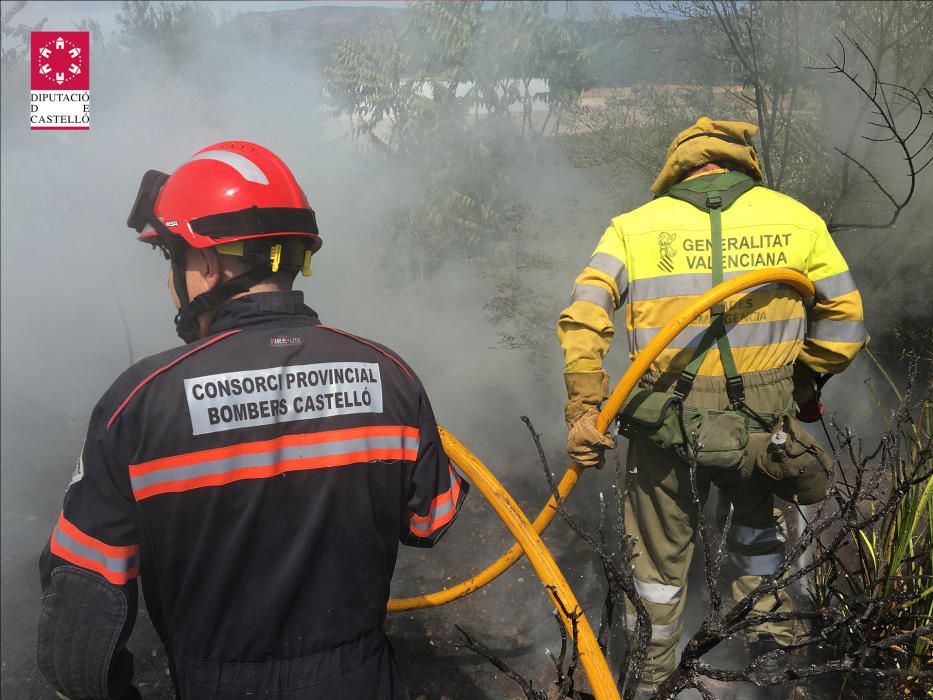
[69,443,85,487]
[184,362,384,435]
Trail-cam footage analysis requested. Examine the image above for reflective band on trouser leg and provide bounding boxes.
[570,283,615,319]
[624,613,681,641]
[623,602,683,691]
[730,523,787,546]
[626,578,684,690]
[727,509,788,576]
[633,578,683,606]
[729,508,795,646]
[728,551,785,575]
[624,436,697,691]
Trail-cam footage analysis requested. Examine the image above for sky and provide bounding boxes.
[0,6,625,692]
[4,0,644,34]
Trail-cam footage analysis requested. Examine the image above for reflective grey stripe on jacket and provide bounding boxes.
[630,269,801,302]
[571,283,614,318]
[807,318,868,343]
[130,435,420,494]
[586,252,628,297]
[51,527,139,576]
[634,316,805,350]
[812,270,858,302]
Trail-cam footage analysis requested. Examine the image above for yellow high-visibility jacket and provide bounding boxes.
[558,179,868,378]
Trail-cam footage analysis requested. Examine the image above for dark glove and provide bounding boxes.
[796,398,824,423]
[793,362,830,423]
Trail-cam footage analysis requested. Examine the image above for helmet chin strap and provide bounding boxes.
[173,265,274,343]
[145,213,275,343]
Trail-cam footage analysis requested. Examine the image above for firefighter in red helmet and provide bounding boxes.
[37,141,468,699]
[130,141,324,342]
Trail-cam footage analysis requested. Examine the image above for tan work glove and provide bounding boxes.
[564,371,609,424]
[567,407,615,469]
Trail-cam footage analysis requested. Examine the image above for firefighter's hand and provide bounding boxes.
[796,398,824,423]
[792,362,819,406]
[567,407,614,469]
[793,362,829,423]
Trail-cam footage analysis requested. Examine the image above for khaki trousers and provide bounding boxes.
[623,365,795,691]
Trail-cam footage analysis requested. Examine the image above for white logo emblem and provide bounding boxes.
[69,443,85,487]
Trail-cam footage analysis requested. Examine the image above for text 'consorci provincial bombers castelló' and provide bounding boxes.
[184,362,383,435]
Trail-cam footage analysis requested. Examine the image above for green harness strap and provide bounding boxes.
[662,172,759,405]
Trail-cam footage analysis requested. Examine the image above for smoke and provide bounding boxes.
[0,3,629,696]
[5,3,925,697]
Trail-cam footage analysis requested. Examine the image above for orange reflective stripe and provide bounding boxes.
[56,513,138,558]
[408,469,460,524]
[130,425,420,501]
[406,464,463,537]
[129,425,418,477]
[50,513,139,585]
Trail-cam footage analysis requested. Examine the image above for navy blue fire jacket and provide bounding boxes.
[38,291,468,699]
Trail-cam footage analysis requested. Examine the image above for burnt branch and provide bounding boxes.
[471,361,929,699]
[816,33,933,232]
[455,624,549,700]
[521,416,650,699]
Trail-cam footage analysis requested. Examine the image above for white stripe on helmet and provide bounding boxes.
[186,150,269,185]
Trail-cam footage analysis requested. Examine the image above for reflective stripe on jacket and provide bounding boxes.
[558,176,868,377]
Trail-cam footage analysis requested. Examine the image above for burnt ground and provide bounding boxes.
[2,447,840,700]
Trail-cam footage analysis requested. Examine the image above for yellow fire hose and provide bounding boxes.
[390,269,815,699]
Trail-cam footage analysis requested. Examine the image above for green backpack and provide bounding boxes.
[616,172,831,503]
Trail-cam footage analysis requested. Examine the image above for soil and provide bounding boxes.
[1,461,846,700]
[2,470,601,700]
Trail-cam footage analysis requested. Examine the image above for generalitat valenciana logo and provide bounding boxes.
[30,32,90,131]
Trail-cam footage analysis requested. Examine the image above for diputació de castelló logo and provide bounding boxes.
[30,32,90,130]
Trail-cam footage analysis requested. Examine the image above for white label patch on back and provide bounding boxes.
[184,362,383,435]
[69,443,85,487]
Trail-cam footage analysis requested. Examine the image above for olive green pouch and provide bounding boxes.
[617,389,685,448]
[682,406,750,471]
[618,390,751,472]
[755,413,833,505]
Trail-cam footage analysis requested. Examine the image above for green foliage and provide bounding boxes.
[324,0,595,357]
[1,1,42,75]
[1,1,46,132]
[114,1,217,65]
[808,357,932,696]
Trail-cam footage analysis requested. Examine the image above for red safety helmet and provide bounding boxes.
[127,141,322,342]
[134,141,322,252]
